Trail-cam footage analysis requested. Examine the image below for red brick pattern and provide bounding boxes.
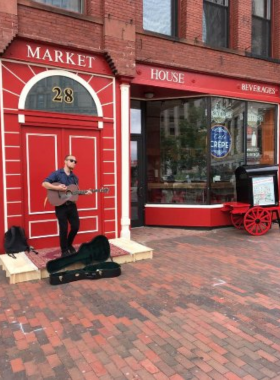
[184,0,203,42]
[272,1,280,59]
[0,0,279,79]
[1,225,280,378]
[17,5,103,52]
[0,11,18,53]
[230,0,252,51]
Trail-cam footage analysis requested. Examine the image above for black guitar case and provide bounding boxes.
[46,235,121,285]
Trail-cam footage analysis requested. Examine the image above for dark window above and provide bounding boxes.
[252,0,271,18]
[203,0,229,49]
[205,0,228,4]
[33,0,82,13]
[252,0,271,57]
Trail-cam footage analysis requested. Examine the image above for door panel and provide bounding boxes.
[63,130,100,235]
[30,220,58,239]
[64,131,98,211]
[22,126,101,248]
[26,132,59,214]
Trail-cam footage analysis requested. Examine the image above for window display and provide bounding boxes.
[144,97,277,205]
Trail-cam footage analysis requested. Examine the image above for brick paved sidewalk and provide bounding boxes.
[1,225,280,379]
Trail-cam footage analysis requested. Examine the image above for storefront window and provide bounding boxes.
[33,0,82,13]
[147,98,208,205]
[145,97,277,205]
[143,0,177,37]
[246,102,276,165]
[210,98,245,204]
[25,76,97,116]
[130,100,142,134]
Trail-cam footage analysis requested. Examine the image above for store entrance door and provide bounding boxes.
[131,136,145,227]
[130,101,146,227]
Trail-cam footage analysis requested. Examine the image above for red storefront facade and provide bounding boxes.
[1,38,280,252]
[0,37,279,252]
[0,39,132,250]
[131,64,280,228]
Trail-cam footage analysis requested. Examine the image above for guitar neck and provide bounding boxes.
[77,189,97,195]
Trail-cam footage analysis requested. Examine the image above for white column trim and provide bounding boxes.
[120,83,131,239]
[0,61,8,231]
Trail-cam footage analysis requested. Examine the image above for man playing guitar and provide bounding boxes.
[42,155,92,257]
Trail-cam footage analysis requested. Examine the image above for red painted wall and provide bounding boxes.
[145,206,231,228]
[0,40,119,251]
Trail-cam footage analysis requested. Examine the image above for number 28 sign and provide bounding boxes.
[52,86,74,103]
[211,125,232,158]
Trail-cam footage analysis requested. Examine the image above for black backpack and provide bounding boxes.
[4,226,38,259]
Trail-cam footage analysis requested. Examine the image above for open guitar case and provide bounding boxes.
[46,235,121,285]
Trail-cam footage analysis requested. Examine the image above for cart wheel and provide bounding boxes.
[244,207,271,236]
[231,213,244,230]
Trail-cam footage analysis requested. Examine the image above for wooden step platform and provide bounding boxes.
[0,238,153,284]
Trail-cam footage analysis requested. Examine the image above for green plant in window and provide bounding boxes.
[174,173,186,182]
[160,133,180,174]
[160,100,207,180]
[178,103,207,178]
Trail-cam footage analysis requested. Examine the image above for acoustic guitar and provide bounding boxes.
[47,183,109,206]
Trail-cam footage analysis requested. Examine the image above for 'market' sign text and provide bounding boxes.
[27,45,96,69]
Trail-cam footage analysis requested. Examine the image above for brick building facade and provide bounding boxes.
[0,0,279,249]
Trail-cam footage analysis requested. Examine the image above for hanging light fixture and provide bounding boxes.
[144,92,155,99]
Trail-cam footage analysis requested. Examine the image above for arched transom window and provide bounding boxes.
[25,75,98,116]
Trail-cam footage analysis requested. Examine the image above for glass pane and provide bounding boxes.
[34,0,82,12]
[145,97,277,206]
[205,0,228,5]
[203,2,228,48]
[25,76,97,115]
[131,141,139,221]
[252,17,270,56]
[247,102,276,165]
[210,98,245,204]
[146,98,208,205]
[252,0,270,19]
[130,101,142,134]
[143,0,172,35]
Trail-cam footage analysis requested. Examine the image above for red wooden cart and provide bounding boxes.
[221,202,280,236]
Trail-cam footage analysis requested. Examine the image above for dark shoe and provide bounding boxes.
[68,245,77,255]
[61,249,71,257]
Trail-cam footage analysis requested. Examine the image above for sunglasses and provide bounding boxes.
[68,159,77,164]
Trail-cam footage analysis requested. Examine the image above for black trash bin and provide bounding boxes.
[235,165,279,207]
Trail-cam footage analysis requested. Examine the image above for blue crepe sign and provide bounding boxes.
[211,125,232,158]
